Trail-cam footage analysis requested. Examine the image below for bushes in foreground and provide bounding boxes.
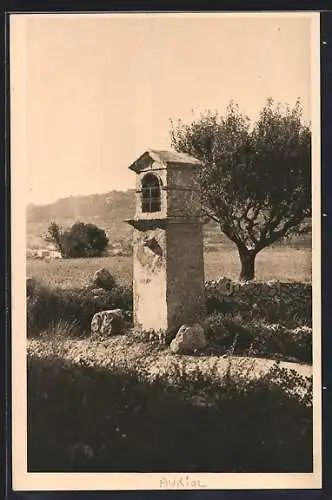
[27,282,132,337]
[202,279,312,363]
[204,313,312,363]
[205,279,312,328]
[28,352,312,473]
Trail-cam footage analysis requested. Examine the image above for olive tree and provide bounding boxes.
[170,99,311,281]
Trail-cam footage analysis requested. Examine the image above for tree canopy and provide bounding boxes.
[170,98,311,281]
[45,221,109,258]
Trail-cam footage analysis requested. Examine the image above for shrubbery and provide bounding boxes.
[27,277,312,363]
[205,279,312,327]
[27,282,133,337]
[28,351,312,473]
[204,313,312,363]
[203,279,312,363]
[46,221,109,258]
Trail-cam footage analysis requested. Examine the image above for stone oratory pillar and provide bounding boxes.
[126,149,206,334]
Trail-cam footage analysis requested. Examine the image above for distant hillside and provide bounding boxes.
[26,189,311,251]
[26,190,135,249]
[27,189,135,223]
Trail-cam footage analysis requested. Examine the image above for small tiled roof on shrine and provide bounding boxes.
[128,149,200,172]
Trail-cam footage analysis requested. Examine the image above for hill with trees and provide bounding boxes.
[27,189,135,224]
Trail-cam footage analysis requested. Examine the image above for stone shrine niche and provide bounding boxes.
[141,173,161,213]
[126,149,206,333]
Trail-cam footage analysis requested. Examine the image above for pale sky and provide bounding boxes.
[12,13,313,205]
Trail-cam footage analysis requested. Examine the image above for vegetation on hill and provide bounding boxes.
[27,189,135,223]
[27,190,135,252]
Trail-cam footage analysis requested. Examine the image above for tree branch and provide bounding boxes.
[269,213,305,244]
[201,206,219,223]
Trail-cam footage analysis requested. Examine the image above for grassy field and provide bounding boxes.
[27,246,311,289]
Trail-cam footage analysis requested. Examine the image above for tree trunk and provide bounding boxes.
[238,248,256,281]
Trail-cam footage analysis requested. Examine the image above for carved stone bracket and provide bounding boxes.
[125,218,167,230]
[125,217,203,230]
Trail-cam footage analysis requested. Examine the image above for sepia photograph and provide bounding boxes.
[10,11,321,490]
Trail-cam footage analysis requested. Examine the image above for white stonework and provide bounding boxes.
[127,149,206,334]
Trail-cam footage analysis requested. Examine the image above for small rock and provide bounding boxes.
[170,324,207,354]
[92,268,115,290]
[91,309,124,337]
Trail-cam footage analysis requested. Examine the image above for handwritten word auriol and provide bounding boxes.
[159,476,207,489]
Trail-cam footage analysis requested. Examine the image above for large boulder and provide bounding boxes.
[170,324,207,354]
[91,309,124,337]
[92,268,115,290]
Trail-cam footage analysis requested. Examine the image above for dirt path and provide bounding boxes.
[27,334,313,383]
